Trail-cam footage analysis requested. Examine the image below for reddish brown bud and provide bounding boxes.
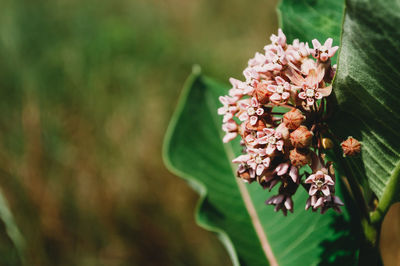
[289,149,311,166]
[290,126,313,148]
[283,108,305,130]
[254,82,270,104]
[341,137,361,156]
[246,119,266,131]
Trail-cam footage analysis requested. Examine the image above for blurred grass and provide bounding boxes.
[0,0,278,265]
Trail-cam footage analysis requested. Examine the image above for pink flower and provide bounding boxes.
[310,38,339,62]
[306,195,344,214]
[229,78,250,98]
[265,194,294,215]
[261,162,299,190]
[221,119,238,143]
[237,97,264,126]
[256,128,284,155]
[264,46,288,71]
[218,95,239,122]
[286,66,332,106]
[267,76,291,103]
[305,170,334,196]
[269,28,286,48]
[248,52,267,67]
[232,148,271,177]
[286,39,310,62]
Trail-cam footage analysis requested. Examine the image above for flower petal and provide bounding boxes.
[250,116,258,125]
[270,93,282,102]
[309,185,318,196]
[324,38,333,49]
[256,164,265,176]
[321,185,330,196]
[317,85,332,97]
[298,91,306,99]
[289,166,299,183]
[276,162,290,176]
[223,132,237,143]
[312,39,321,49]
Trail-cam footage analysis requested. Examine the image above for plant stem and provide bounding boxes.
[370,161,400,225]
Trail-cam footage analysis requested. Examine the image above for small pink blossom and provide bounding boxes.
[305,170,334,196]
[218,95,239,122]
[232,148,271,177]
[310,38,339,62]
[257,128,284,155]
[266,194,294,215]
[269,28,286,48]
[267,76,291,103]
[286,66,332,106]
[237,97,264,126]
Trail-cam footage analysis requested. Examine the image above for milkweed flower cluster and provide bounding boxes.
[218,29,360,215]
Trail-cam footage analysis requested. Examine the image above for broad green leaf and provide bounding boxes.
[163,67,360,266]
[278,0,344,64]
[331,0,400,204]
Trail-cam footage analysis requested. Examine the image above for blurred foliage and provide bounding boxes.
[0,0,278,265]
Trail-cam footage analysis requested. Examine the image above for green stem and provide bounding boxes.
[370,161,400,225]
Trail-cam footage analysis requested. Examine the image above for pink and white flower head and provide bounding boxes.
[310,38,339,62]
[256,128,284,155]
[305,170,335,196]
[267,76,291,103]
[218,29,350,215]
[237,97,264,126]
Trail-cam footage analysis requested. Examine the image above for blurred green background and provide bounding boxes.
[0,0,398,265]
[0,0,278,265]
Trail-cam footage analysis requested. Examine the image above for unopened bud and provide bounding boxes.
[246,119,266,131]
[290,126,313,148]
[254,82,270,104]
[341,137,361,156]
[283,108,305,130]
[289,149,311,167]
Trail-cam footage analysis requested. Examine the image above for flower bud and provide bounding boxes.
[283,108,305,130]
[341,137,361,156]
[289,149,311,167]
[254,82,270,104]
[290,126,313,148]
[246,119,266,131]
[276,123,289,140]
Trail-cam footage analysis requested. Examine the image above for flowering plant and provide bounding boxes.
[164,0,400,264]
[219,29,359,215]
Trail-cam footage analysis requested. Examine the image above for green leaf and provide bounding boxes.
[163,67,360,266]
[278,0,345,64]
[332,0,400,213]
